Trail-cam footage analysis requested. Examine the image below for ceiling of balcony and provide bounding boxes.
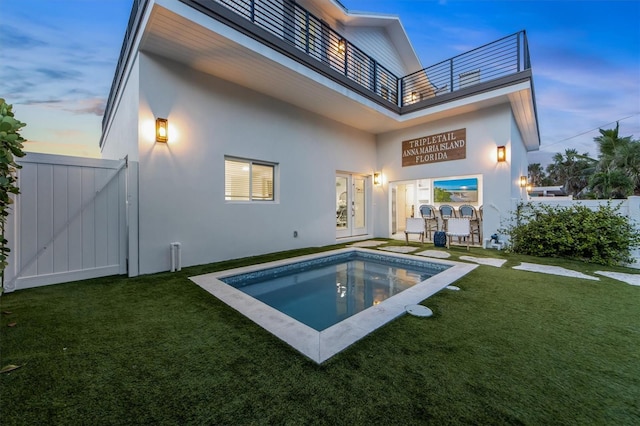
[138,2,538,147]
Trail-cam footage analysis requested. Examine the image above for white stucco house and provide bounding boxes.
[100,0,539,275]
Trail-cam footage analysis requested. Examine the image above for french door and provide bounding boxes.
[336,173,368,238]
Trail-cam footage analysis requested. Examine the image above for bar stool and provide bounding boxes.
[419,204,439,241]
[439,204,456,232]
[459,204,481,245]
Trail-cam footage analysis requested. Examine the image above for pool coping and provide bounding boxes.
[189,247,477,364]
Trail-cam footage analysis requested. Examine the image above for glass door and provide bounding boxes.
[336,173,368,238]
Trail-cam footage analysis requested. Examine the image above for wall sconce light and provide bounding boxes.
[526,183,533,193]
[497,145,506,162]
[519,176,528,187]
[410,91,417,102]
[156,118,168,143]
[373,172,382,186]
[338,38,346,54]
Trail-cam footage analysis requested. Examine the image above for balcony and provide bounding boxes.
[400,31,531,107]
[103,0,534,137]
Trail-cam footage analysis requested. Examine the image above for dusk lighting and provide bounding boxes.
[155,118,168,142]
[497,146,506,162]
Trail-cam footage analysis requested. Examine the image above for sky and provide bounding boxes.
[2,0,639,165]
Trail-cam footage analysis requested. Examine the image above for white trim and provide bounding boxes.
[14,266,123,290]
[18,153,123,169]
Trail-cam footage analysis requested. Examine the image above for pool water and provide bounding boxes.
[222,251,448,331]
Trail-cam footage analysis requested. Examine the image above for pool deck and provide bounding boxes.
[189,248,477,364]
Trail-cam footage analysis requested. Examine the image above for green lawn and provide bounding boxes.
[1,243,639,425]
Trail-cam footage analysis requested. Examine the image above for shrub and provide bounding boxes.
[500,202,640,266]
[0,98,26,291]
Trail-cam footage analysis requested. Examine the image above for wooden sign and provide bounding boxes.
[402,128,466,167]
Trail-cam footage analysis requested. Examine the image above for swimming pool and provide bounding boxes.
[222,250,449,331]
[190,247,476,363]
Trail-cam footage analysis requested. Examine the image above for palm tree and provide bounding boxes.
[545,149,593,196]
[589,168,633,199]
[590,122,640,196]
[593,122,632,158]
[613,142,640,194]
[527,163,546,187]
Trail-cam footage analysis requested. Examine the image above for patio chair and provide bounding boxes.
[404,217,425,244]
[446,218,470,250]
[419,204,439,240]
[439,204,456,231]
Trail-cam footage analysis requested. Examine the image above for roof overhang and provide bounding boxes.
[118,0,539,149]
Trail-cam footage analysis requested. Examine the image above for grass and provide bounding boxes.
[1,242,639,425]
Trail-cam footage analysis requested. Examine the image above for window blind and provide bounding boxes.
[225,158,274,201]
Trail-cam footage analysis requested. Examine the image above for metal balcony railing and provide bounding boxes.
[102,0,531,134]
[210,0,401,103]
[400,31,530,106]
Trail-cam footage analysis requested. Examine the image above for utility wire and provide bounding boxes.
[541,113,640,149]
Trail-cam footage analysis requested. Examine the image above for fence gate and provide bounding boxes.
[4,153,131,292]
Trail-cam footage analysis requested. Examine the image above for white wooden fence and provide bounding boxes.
[4,153,133,292]
[509,196,640,269]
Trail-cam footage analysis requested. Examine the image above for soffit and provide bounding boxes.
[139,3,538,144]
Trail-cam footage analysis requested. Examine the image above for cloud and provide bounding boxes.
[530,34,640,156]
[0,29,47,49]
[68,98,106,116]
[35,68,83,80]
[1,13,118,106]
[21,98,106,116]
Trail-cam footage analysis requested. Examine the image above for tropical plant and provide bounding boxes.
[0,99,26,292]
[501,202,640,266]
[527,163,546,187]
[589,168,634,199]
[589,122,640,196]
[545,148,594,197]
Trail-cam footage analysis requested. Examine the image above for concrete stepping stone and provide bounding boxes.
[414,250,451,259]
[405,304,433,317]
[348,240,387,247]
[594,271,640,286]
[378,246,419,254]
[512,262,599,281]
[459,256,506,267]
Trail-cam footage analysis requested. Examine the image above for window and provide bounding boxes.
[225,158,275,201]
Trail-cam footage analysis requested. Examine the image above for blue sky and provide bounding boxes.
[2,0,639,164]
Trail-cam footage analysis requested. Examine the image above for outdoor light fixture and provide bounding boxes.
[411,91,418,102]
[497,145,506,162]
[519,176,527,187]
[338,38,346,54]
[374,172,382,186]
[526,183,533,193]
[156,118,168,143]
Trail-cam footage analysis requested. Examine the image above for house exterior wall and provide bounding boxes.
[510,110,529,202]
[136,53,376,274]
[101,57,141,161]
[373,104,520,239]
[343,26,411,77]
